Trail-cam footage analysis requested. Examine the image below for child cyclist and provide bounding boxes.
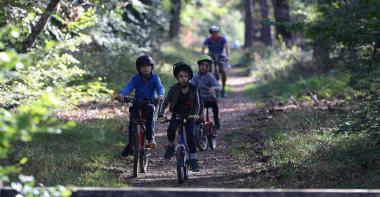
[116,55,165,158]
[158,62,201,172]
[190,55,222,129]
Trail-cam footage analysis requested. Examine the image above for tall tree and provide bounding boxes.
[22,0,61,53]
[244,0,254,48]
[271,0,292,45]
[169,0,182,38]
[259,0,272,45]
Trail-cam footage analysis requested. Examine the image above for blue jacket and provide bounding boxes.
[119,73,165,101]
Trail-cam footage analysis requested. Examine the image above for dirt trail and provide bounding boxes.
[123,68,260,187]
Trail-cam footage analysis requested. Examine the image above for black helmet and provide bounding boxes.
[173,62,193,80]
[136,55,154,71]
[209,25,220,33]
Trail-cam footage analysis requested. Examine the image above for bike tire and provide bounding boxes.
[208,124,217,150]
[196,124,208,151]
[140,149,148,173]
[176,147,186,184]
[184,158,189,180]
[133,125,140,177]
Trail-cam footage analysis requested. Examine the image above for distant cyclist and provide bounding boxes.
[201,25,230,98]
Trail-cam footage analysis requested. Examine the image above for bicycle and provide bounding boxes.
[209,53,228,98]
[116,96,157,177]
[196,99,217,151]
[209,53,221,81]
[160,114,195,184]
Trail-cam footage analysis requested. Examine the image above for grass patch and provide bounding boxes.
[8,119,128,187]
[229,110,380,188]
[245,72,352,102]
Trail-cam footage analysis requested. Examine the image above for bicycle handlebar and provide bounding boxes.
[159,114,197,124]
[114,96,160,105]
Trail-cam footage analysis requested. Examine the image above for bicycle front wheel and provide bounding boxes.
[208,124,217,150]
[176,147,186,184]
[140,148,148,173]
[133,125,141,177]
[196,124,208,151]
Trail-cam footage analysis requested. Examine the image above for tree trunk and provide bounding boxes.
[313,39,331,72]
[260,0,272,45]
[244,0,254,48]
[21,0,61,53]
[169,0,182,38]
[271,0,292,46]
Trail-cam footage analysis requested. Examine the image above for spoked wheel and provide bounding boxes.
[184,159,189,180]
[196,124,208,151]
[133,125,141,177]
[176,147,187,184]
[208,124,217,150]
[140,148,148,173]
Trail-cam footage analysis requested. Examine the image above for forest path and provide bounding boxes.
[124,67,261,187]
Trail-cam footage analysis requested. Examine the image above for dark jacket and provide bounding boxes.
[158,83,201,116]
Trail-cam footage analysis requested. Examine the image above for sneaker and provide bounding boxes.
[215,118,221,130]
[164,145,175,160]
[146,138,156,149]
[190,159,200,172]
[119,143,133,158]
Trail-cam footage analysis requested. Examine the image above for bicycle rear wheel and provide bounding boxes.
[196,124,208,151]
[133,125,141,177]
[176,147,186,184]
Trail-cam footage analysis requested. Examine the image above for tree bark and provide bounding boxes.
[21,0,61,53]
[244,0,254,48]
[271,0,292,46]
[313,39,331,72]
[260,0,272,45]
[169,0,182,38]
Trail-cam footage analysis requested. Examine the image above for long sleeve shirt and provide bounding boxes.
[190,72,221,99]
[119,73,165,101]
[158,83,201,116]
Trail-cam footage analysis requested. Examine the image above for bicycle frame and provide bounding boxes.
[203,100,216,136]
[197,99,217,150]
[174,115,190,160]
[172,114,192,183]
[133,107,145,149]
[117,96,155,177]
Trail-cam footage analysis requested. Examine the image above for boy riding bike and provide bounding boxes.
[201,25,230,98]
[190,55,222,130]
[158,62,201,172]
[116,55,165,158]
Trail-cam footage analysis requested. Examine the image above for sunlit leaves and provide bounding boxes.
[11,174,71,197]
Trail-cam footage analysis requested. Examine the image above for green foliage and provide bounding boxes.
[299,1,380,138]
[244,45,352,102]
[181,0,244,46]
[0,48,74,197]
[11,174,71,197]
[340,94,380,141]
